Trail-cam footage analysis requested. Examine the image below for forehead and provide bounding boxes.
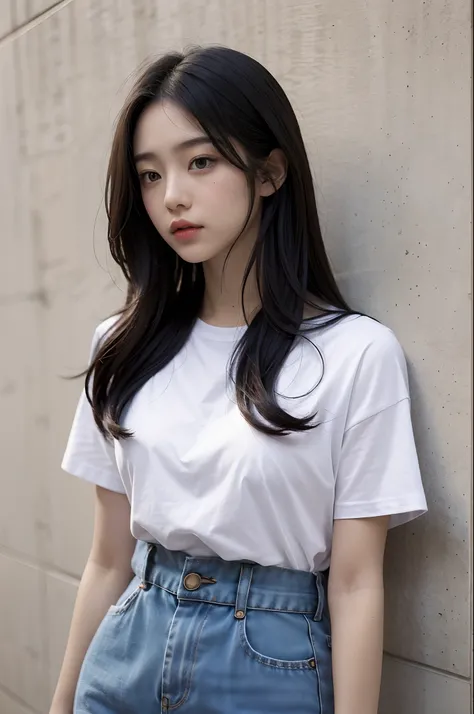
[133,100,203,153]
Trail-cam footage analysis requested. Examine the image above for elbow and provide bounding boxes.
[328,566,384,599]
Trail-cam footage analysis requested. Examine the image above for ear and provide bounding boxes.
[258,149,288,197]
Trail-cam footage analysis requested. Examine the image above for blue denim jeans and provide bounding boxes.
[74,540,334,713]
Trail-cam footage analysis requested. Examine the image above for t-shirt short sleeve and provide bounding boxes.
[334,328,427,527]
[61,319,126,494]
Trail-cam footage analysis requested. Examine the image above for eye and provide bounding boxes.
[189,157,216,171]
[139,170,160,184]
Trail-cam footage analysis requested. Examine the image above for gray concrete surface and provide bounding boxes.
[0,1,471,712]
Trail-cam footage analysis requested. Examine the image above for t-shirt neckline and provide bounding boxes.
[194,310,351,342]
[194,318,247,342]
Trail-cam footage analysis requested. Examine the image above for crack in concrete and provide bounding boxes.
[0,0,74,46]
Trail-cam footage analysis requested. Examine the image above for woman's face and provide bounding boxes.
[133,100,262,264]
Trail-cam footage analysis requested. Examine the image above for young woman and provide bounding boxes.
[51,46,427,714]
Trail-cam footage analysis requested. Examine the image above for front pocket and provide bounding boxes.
[238,610,316,670]
[107,575,143,616]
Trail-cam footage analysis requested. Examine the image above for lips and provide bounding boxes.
[170,220,202,233]
[170,220,202,241]
[172,226,202,241]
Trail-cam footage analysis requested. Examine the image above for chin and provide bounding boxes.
[173,245,223,264]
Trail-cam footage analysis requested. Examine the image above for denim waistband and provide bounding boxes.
[132,540,326,621]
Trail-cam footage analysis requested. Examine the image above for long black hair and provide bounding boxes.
[86,45,358,439]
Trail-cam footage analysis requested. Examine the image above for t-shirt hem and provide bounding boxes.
[61,459,127,495]
[334,497,427,528]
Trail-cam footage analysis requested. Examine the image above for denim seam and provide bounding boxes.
[167,603,211,710]
[313,573,324,621]
[305,615,324,713]
[238,617,315,671]
[160,599,180,707]
[108,584,142,616]
[146,583,315,613]
[146,582,177,597]
[235,564,253,617]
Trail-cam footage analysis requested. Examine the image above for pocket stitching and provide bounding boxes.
[238,616,315,671]
[108,584,142,616]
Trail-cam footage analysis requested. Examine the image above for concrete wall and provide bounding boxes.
[0,1,471,712]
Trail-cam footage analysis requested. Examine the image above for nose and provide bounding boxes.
[164,173,191,212]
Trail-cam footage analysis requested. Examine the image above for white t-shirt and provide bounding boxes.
[62,313,427,572]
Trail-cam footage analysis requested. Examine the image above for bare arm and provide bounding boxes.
[328,516,389,714]
[49,486,136,714]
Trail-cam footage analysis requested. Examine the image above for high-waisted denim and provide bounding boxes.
[74,540,334,714]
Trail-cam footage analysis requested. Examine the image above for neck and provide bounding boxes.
[200,228,261,328]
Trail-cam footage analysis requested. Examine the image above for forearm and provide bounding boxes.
[329,581,384,714]
[50,559,133,713]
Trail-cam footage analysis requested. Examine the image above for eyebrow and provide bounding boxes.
[134,137,214,163]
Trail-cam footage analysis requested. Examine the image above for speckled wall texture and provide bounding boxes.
[0,1,471,712]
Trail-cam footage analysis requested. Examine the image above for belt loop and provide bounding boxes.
[139,542,154,591]
[313,572,324,621]
[234,564,253,620]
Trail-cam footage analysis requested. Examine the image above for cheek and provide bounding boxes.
[141,190,152,213]
[211,172,250,217]
[141,190,163,227]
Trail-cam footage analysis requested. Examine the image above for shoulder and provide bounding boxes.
[337,314,404,362]
[90,313,121,354]
[95,313,121,339]
[308,313,406,369]
[303,314,410,418]
[343,318,409,399]
[323,315,411,422]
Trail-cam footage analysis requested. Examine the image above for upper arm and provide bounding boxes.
[61,318,127,495]
[328,516,389,594]
[333,329,427,527]
[89,486,136,574]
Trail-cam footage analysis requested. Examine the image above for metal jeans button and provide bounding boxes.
[183,572,202,591]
